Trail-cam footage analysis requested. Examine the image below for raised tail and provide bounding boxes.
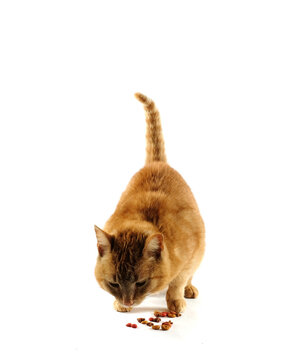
[134,92,167,164]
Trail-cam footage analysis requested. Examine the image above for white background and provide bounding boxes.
[0,0,282,359]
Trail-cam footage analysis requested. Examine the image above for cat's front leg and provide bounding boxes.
[166,272,189,313]
[184,277,199,298]
[113,299,132,312]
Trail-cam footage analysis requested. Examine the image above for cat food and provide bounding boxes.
[161,320,173,330]
[154,311,162,317]
[163,320,173,326]
[169,311,181,317]
[152,325,160,330]
[150,317,161,323]
[133,310,180,331]
[167,313,176,318]
[162,320,173,330]
[154,310,181,318]
[161,323,171,331]
[126,323,137,328]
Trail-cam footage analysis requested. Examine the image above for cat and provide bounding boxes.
[94,93,205,313]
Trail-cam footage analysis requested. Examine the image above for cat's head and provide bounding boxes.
[94,225,166,307]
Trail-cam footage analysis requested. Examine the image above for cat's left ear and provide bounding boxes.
[94,225,112,257]
[144,233,164,260]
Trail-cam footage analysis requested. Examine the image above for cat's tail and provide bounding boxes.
[134,92,167,164]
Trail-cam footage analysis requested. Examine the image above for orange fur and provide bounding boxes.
[94,93,205,313]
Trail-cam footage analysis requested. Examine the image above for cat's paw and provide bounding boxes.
[184,284,199,298]
[113,300,132,312]
[167,298,187,313]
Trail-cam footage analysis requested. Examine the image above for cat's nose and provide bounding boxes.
[123,299,134,306]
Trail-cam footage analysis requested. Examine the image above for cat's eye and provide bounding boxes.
[136,280,147,287]
[108,282,119,288]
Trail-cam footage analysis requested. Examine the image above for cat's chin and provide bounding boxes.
[114,299,133,312]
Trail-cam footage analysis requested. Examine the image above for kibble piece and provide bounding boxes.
[152,325,160,330]
[131,324,137,328]
[167,313,176,318]
[141,320,148,325]
[153,317,161,322]
[146,322,153,327]
[161,323,171,331]
[154,311,162,317]
[161,312,168,317]
[149,317,154,321]
[137,318,145,323]
[168,310,181,317]
[126,323,132,327]
[162,321,173,326]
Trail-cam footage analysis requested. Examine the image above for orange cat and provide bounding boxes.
[94,93,205,313]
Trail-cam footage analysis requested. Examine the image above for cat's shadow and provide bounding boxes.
[130,306,168,314]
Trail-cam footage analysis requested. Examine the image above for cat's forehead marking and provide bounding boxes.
[111,231,146,282]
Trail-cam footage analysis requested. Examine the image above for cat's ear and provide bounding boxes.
[144,233,164,260]
[94,225,112,257]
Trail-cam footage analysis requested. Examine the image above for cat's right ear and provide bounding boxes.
[94,225,112,257]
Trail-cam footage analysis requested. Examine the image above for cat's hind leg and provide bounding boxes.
[184,277,199,299]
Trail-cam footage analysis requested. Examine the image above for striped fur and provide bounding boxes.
[135,93,167,164]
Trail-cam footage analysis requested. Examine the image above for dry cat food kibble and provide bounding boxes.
[161,321,173,331]
[126,323,137,328]
[154,311,162,317]
[163,320,173,326]
[154,310,181,318]
[161,323,171,331]
[167,313,176,318]
[150,317,161,323]
[152,325,160,330]
[129,310,180,331]
[170,311,181,317]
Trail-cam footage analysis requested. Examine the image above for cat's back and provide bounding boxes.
[119,161,200,213]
